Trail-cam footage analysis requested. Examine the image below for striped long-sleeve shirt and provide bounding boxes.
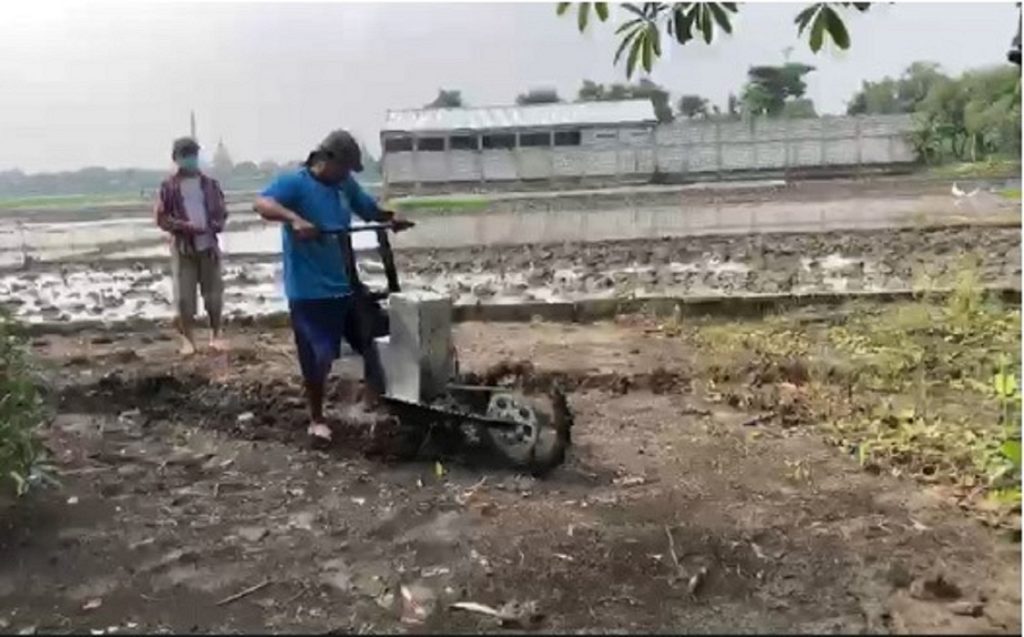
[154,172,228,254]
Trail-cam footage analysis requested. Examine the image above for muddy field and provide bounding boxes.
[0,175,1020,633]
[2,225,1020,325]
[1,174,1018,269]
[0,299,1020,634]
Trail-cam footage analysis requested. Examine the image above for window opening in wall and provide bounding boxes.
[593,131,618,140]
[450,135,478,151]
[519,132,551,148]
[482,133,516,150]
[554,130,582,146]
[384,137,413,152]
[416,137,445,152]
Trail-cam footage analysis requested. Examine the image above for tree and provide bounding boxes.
[425,89,464,109]
[677,94,709,119]
[556,2,871,78]
[961,66,1021,160]
[916,76,970,160]
[576,78,674,123]
[910,64,1020,163]
[578,80,605,102]
[782,98,818,119]
[631,79,674,123]
[516,88,563,105]
[846,77,901,115]
[847,62,948,116]
[896,62,946,110]
[740,63,815,116]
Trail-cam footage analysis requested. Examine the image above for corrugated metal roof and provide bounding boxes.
[382,99,656,134]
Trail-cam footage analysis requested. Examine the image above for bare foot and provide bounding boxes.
[178,339,197,357]
[308,421,333,443]
[209,337,229,352]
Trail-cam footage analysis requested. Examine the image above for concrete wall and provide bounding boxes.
[653,114,915,180]
[383,114,915,193]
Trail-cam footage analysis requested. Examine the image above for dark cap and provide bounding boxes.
[315,129,363,172]
[172,137,200,158]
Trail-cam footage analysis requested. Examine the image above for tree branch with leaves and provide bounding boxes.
[556,2,871,78]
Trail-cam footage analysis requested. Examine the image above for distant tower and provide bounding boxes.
[190,110,197,141]
[212,138,234,178]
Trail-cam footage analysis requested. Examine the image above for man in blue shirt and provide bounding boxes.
[254,130,411,443]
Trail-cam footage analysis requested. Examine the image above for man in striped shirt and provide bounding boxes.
[154,137,229,355]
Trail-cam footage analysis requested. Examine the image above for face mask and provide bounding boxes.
[176,156,199,172]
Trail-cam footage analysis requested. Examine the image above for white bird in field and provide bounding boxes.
[951,182,980,198]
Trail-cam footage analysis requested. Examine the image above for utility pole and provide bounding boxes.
[190,110,197,141]
[1009,6,1021,65]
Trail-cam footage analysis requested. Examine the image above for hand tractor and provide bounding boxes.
[329,223,572,475]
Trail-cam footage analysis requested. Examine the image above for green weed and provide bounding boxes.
[686,261,1020,524]
[0,311,54,496]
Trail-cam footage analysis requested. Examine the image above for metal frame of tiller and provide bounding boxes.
[326,224,570,475]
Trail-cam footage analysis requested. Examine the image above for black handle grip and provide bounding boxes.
[331,225,401,296]
[321,220,415,236]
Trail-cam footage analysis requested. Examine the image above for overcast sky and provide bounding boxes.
[0,1,1018,173]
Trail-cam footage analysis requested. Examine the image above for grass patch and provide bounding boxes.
[678,263,1021,527]
[928,158,1021,181]
[0,193,142,211]
[997,188,1022,201]
[387,195,490,215]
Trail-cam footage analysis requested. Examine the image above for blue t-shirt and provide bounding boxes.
[260,169,382,300]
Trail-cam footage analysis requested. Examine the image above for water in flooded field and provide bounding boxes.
[1,192,1012,267]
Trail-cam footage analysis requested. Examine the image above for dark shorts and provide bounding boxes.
[289,297,351,386]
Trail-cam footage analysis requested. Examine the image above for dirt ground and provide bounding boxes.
[0,316,1020,634]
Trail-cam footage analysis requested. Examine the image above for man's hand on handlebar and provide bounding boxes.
[391,218,415,232]
[379,209,415,233]
[291,217,320,240]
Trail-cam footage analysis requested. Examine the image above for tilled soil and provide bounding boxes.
[0,320,1019,634]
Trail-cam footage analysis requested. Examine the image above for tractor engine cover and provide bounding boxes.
[377,291,455,404]
[375,291,571,473]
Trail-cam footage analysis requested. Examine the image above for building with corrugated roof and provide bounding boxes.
[380,99,658,194]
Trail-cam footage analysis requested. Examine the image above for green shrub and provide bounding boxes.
[0,311,51,496]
